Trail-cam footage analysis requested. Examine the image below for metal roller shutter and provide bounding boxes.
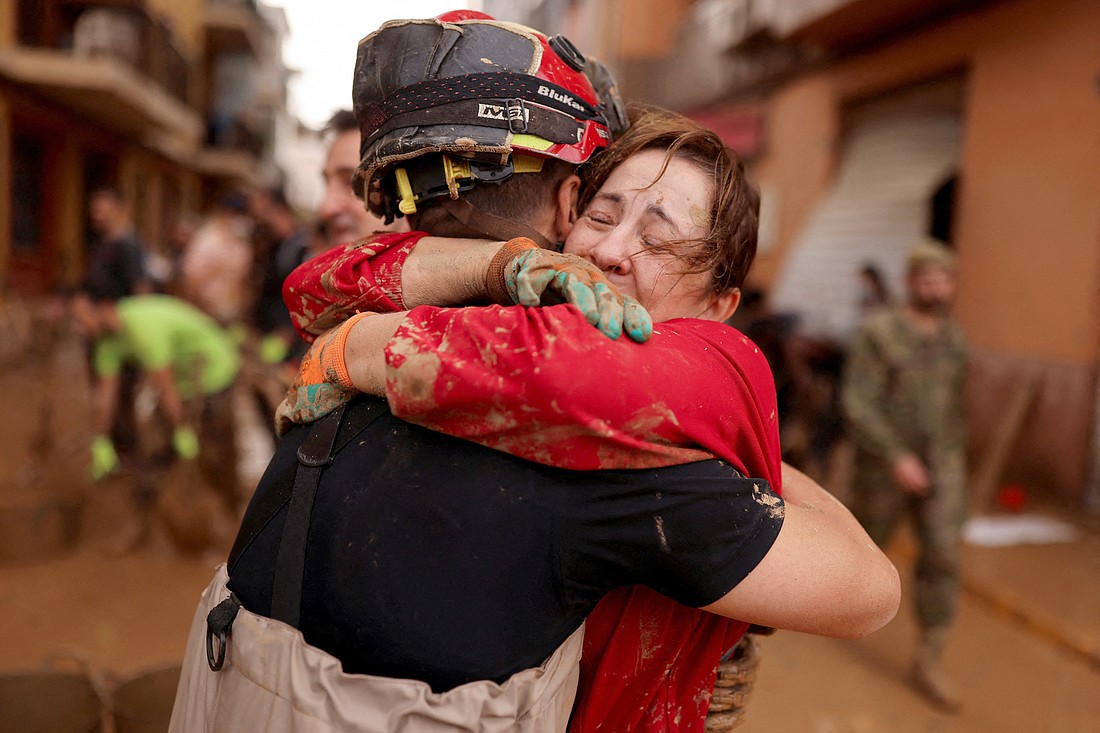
[770,79,964,344]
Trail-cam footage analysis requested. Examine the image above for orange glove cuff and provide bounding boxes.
[320,311,375,389]
[486,237,539,305]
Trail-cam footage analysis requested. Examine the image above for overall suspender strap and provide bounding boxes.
[226,398,389,571]
[269,405,347,628]
[210,397,390,670]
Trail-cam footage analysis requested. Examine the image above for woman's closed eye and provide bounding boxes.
[583,210,616,228]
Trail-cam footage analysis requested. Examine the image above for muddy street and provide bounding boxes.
[1,326,1098,732]
[739,530,1100,733]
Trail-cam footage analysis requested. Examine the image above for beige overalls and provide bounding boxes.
[169,564,583,733]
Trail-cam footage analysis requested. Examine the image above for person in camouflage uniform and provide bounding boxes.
[841,238,968,711]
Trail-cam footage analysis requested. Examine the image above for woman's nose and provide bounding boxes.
[589,232,634,275]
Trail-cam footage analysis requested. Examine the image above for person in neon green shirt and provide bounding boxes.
[72,292,241,511]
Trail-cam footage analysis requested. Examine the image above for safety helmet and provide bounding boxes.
[351,11,628,223]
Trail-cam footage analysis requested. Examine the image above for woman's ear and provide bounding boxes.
[703,288,742,323]
[553,174,582,241]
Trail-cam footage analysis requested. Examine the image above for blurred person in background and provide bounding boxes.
[85,185,153,300]
[72,289,242,548]
[318,109,408,248]
[180,191,254,331]
[842,238,968,711]
[83,185,152,464]
[155,212,202,296]
[858,261,892,318]
[244,186,312,432]
[250,185,310,368]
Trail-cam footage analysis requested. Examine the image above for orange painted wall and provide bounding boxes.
[755,0,1100,364]
[615,0,693,60]
[953,0,1100,364]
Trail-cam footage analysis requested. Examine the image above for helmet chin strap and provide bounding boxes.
[438,198,557,250]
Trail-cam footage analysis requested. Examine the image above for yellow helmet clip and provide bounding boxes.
[394,168,418,215]
[442,156,473,200]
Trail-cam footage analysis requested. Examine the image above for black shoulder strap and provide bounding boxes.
[227,398,389,621]
[268,403,344,627]
[209,397,388,669]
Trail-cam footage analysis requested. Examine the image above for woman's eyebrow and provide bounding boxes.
[645,204,681,234]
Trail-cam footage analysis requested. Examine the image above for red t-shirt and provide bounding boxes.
[283,232,784,732]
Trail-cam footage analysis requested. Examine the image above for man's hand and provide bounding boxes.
[90,434,119,481]
[892,453,931,496]
[275,312,373,433]
[489,238,653,343]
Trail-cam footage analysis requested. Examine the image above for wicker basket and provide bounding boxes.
[704,634,762,732]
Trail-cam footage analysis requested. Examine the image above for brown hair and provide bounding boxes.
[578,104,759,293]
[410,158,575,239]
[325,109,358,136]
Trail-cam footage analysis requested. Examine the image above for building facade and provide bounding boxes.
[485,0,1100,508]
[0,0,288,293]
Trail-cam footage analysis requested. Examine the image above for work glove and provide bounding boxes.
[172,425,200,461]
[486,238,653,343]
[90,434,119,481]
[275,311,375,434]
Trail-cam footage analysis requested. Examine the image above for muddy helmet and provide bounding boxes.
[351,11,628,222]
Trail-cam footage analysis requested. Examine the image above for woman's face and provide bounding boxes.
[564,149,734,322]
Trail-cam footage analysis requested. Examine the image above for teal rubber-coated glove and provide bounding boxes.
[90,434,119,481]
[172,425,200,461]
[506,248,653,343]
[259,332,290,364]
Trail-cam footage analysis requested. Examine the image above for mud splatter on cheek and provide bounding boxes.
[690,205,710,229]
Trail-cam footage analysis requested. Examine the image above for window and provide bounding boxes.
[11,133,44,255]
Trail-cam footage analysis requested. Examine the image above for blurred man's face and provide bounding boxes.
[908,265,956,315]
[89,194,124,237]
[318,129,403,248]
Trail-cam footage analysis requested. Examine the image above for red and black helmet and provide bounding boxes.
[351,11,628,222]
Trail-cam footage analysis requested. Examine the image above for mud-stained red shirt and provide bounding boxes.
[386,304,780,475]
[282,232,784,733]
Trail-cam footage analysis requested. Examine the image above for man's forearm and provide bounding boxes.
[380,306,780,474]
[343,312,407,396]
[149,368,186,427]
[399,237,503,308]
[94,376,120,436]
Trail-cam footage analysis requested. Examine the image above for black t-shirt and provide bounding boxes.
[229,396,784,692]
[84,231,147,300]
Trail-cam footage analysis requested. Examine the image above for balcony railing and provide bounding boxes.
[16,0,193,106]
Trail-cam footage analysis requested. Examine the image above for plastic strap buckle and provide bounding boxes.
[506,98,528,133]
[205,594,242,671]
